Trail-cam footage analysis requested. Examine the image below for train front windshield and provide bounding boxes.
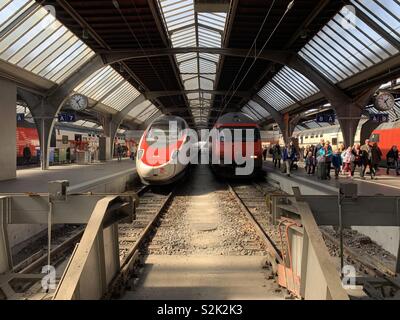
[146,120,185,146]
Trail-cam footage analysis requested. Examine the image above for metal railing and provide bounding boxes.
[53,196,133,300]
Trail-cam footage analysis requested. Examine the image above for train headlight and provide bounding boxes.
[137,149,144,160]
[250,155,258,159]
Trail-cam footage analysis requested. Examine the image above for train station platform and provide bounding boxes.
[0,159,137,249]
[0,159,136,194]
[263,160,400,256]
[263,160,400,196]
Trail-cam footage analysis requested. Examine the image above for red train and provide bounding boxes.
[16,126,40,164]
[370,119,400,160]
[209,112,263,177]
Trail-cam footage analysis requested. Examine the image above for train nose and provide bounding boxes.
[137,162,175,182]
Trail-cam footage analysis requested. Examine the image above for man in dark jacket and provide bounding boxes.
[371,143,382,179]
[360,139,376,179]
[314,139,325,158]
[386,145,399,175]
[282,142,296,177]
[23,144,31,165]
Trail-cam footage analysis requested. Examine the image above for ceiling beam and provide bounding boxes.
[146,90,250,99]
[101,48,294,65]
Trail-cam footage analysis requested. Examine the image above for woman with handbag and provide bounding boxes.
[386,145,399,176]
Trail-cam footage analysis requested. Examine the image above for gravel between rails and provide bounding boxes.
[146,180,269,256]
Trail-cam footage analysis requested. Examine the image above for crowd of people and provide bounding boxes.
[267,139,400,179]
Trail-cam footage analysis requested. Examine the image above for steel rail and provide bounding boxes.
[227,184,283,271]
[104,186,174,298]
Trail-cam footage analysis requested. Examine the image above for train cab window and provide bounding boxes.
[146,120,185,145]
[370,133,380,143]
[332,138,338,146]
[219,127,260,142]
[320,134,323,138]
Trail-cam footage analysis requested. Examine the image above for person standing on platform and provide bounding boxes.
[305,151,315,175]
[371,142,382,179]
[262,146,268,161]
[130,143,137,160]
[272,143,281,168]
[282,142,296,177]
[386,146,399,176]
[299,146,305,162]
[318,141,333,179]
[304,146,310,173]
[351,144,362,178]
[66,147,71,163]
[23,144,31,165]
[117,143,123,161]
[309,145,316,174]
[342,147,355,178]
[314,139,325,157]
[360,139,375,179]
[332,148,343,179]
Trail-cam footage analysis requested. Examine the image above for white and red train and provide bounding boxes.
[136,115,195,185]
[136,112,264,184]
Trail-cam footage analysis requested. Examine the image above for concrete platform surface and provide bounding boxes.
[123,255,283,300]
[263,160,400,256]
[0,159,135,193]
[264,160,400,196]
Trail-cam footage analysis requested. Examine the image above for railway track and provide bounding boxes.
[227,182,283,272]
[228,182,400,299]
[105,184,175,298]
[2,181,175,300]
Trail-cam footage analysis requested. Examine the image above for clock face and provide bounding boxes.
[69,94,88,111]
[375,92,395,111]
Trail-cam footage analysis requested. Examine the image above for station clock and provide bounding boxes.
[69,94,89,111]
[374,91,395,112]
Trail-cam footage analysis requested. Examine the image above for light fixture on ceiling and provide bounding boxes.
[300,29,308,39]
[82,29,89,40]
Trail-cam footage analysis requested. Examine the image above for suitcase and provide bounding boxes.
[317,161,327,180]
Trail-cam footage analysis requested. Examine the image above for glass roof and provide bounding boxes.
[0,0,157,125]
[157,0,227,125]
[0,0,95,84]
[351,0,400,42]
[298,4,399,83]
[253,1,400,122]
[74,66,142,113]
[258,81,296,112]
[127,100,159,123]
[241,100,270,121]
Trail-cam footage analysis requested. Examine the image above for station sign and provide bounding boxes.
[58,113,76,122]
[369,113,389,123]
[316,112,335,123]
[17,113,25,122]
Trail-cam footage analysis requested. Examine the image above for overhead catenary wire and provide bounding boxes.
[128,0,180,110]
[216,0,277,115]
[112,0,175,119]
[215,0,295,124]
